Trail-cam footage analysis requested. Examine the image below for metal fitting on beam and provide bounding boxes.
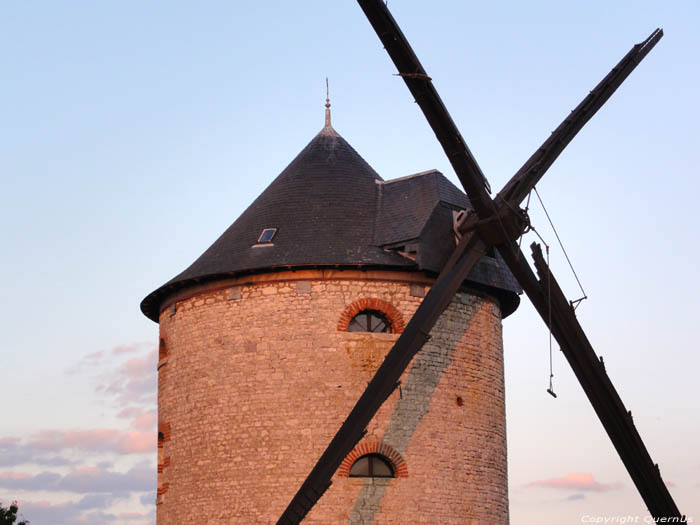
[455,207,529,245]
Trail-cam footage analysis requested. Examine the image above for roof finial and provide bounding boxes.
[325,77,331,127]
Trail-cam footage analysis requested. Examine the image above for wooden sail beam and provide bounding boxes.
[354,8,678,518]
[277,231,489,524]
[497,29,663,207]
[356,1,494,217]
[278,1,678,522]
[496,241,682,518]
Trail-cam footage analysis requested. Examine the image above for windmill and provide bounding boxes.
[278,0,683,522]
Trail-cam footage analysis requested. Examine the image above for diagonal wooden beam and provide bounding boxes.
[494,240,682,518]
[497,29,663,207]
[356,0,494,217]
[277,231,488,524]
[278,1,678,522]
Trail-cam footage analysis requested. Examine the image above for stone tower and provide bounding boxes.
[141,107,520,524]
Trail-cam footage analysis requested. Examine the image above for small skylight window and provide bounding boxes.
[257,228,277,244]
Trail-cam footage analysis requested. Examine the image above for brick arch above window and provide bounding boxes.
[157,422,172,504]
[158,336,168,360]
[337,298,405,334]
[339,441,408,478]
[158,422,171,442]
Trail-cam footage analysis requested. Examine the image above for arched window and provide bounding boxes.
[157,431,165,501]
[157,432,165,470]
[347,310,391,333]
[349,453,394,478]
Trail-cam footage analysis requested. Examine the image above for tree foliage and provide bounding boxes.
[0,501,29,525]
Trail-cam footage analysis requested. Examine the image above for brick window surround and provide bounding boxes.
[339,441,408,478]
[158,337,168,360]
[157,423,172,503]
[337,298,405,333]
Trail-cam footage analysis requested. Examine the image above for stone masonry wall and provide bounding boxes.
[156,270,508,524]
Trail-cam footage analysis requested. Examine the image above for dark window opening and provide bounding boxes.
[349,453,394,478]
[157,431,165,500]
[159,338,167,360]
[348,310,391,333]
[257,228,277,243]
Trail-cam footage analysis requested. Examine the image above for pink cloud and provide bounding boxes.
[2,425,156,467]
[15,487,155,524]
[2,344,158,470]
[117,431,155,454]
[30,429,121,452]
[28,430,63,450]
[68,342,155,382]
[117,407,157,431]
[99,349,157,407]
[63,429,122,449]
[116,511,151,520]
[0,434,75,467]
[0,437,20,447]
[525,472,622,492]
[117,407,142,419]
[71,466,101,476]
[22,427,156,456]
[112,343,149,355]
[131,412,157,432]
[0,471,32,480]
[122,351,157,380]
[0,463,155,494]
[20,499,53,506]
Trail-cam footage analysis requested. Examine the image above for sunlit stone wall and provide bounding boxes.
[155,269,508,524]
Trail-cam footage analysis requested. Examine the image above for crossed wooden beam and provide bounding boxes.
[278,1,681,522]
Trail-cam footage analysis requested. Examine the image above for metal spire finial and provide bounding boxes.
[324,77,331,127]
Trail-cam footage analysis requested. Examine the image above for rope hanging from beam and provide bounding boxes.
[524,186,592,396]
[522,221,557,397]
[544,243,557,398]
[533,187,588,309]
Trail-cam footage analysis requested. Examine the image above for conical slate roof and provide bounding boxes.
[141,120,520,322]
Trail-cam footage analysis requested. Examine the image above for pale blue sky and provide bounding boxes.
[0,1,698,523]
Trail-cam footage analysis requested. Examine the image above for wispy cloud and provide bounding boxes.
[525,472,622,492]
[0,343,157,524]
[1,424,156,468]
[0,437,77,468]
[17,496,155,525]
[66,342,152,377]
[98,350,157,408]
[112,343,148,355]
[35,427,154,455]
[2,345,157,466]
[140,492,156,506]
[0,472,32,480]
[0,463,154,494]
[117,407,157,432]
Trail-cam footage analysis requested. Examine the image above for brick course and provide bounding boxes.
[156,270,508,524]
